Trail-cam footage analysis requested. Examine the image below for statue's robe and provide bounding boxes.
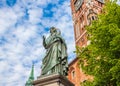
[41,33,68,76]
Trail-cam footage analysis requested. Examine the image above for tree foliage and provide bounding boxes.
[76,1,120,86]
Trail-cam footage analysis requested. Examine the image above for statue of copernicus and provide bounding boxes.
[41,27,68,76]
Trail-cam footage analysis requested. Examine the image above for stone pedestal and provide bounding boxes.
[32,73,74,86]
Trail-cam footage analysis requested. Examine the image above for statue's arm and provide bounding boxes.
[51,36,64,44]
[43,35,47,49]
[44,36,60,49]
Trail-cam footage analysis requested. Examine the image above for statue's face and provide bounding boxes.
[50,28,56,34]
[50,29,53,34]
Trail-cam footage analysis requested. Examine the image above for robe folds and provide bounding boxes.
[41,33,68,76]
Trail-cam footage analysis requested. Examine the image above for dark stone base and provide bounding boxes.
[32,73,74,86]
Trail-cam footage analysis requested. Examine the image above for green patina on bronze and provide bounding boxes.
[25,64,34,86]
[41,27,68,76]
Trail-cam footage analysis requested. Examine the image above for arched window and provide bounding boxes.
[72,70,75,79]
[92,16,95,20]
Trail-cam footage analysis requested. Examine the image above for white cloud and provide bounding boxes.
[28,8,43,24]
[0,8,17,34]
[0,0,75,86]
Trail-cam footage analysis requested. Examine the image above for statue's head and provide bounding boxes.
[50,27,57,34]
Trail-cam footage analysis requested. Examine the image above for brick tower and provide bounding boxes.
[71,0,104,47]
[68,0,104,86]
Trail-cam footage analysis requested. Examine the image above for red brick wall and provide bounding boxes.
[68,0,104,86]
[68,59,81,86]
[71,0,104,47]
[68,58,93,86]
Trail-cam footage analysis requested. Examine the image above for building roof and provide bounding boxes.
[25,64,34,86]
[68,57,79,67]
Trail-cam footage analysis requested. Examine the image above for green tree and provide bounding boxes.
[76,1,120,86]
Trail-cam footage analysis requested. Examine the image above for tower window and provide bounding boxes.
[92,16,95,20]
[72,70,75,79]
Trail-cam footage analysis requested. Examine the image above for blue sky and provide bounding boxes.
[0,0,75,86]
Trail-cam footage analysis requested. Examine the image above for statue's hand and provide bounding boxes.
[43,35,46,40]
[43,35,46,48]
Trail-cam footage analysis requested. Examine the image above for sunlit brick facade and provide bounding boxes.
[68,58,93,86]
[68,0,104,86]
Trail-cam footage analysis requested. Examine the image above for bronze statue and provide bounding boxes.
[41,27,68,76]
